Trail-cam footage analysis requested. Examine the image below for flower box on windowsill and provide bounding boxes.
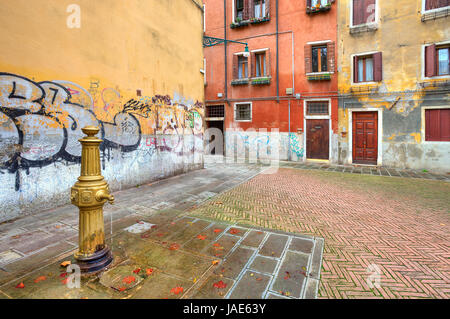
[251,77,271,85]
[230,20,249,29]
[231,78,249,85]
[307,73,332,81]
[250,17,270,24]
[306,4,332,14]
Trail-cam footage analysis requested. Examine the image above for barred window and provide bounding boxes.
[206,105,225,118]
[307,101,329,115]
[235,103,251,121]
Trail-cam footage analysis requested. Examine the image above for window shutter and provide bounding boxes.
[373,52,383,82]
[353,56,359,82]
[353,0,363,25]
[327,42,335,73]
[243,0,250,20]
[265,0,270,17]
[251,52,256,78]
[249,0,254,19]
[425,44,436,77]
[307,0,312,8]
[441,109,450,141]
[304,44,312,74]
[233,54,239,79]
[266,48,271,76]
[364,0,376,24]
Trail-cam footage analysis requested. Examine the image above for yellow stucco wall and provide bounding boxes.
[0,0,205,135]
[337,0,450,148]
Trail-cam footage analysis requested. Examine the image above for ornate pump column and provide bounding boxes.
[70,126,114,274]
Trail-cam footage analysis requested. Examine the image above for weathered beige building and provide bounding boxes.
[337,0,450,171]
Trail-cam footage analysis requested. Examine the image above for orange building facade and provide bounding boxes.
[204,0,339,162]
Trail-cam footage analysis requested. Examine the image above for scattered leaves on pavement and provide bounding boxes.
[213,280,227,289]
[170,286,184,295]
[169,243,180,250]
[60,272,68,278]
[61,278,69,285]
[213,229,222,233]
[15,282,25,289]
[197,235,207,240]
[34,276,47,283]
[133,268,141,274]
[122,276,136,284]
[229,228,240,234]
[146,268,154,276]
[212,260,220,266]
[284,272,291,280]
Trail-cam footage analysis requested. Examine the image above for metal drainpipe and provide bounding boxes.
[288,100,291,161]
[224,0,228,105]
[276,0,279,103]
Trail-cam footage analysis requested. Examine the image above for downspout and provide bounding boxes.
[288,100,291,161]
[276,0,279,103]
[224,0,228,105]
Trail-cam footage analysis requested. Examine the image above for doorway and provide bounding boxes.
[306,119,330,160]
[352,111,378,165]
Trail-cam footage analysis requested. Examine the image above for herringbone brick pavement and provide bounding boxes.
[190,168,450,299]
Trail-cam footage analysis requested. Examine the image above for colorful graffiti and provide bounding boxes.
[0,72,204,191]
[289,133,304,158]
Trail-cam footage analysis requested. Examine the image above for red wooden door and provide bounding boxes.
[352,111,378,164]
[306,119,329,160]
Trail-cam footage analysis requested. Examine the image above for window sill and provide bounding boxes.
[350,23,378,34]
[418,78,450,89]
[230,21,250,29]
[421,7,450,21]
[251,77,271,85]
[306,5,332,14]
[234,119,252,122]
[231,79,249,86]
[307,73,332,81]
[250,17,270,24]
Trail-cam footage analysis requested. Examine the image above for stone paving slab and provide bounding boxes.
[0,212,324,299]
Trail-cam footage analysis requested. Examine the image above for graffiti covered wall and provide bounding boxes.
[0,0,205,221]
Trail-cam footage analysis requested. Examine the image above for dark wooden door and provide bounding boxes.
[306,119,329,159]
[352,111,378,164]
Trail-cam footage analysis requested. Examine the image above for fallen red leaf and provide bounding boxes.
[61,278,69,285]
[122,276,136,284]
[119,287,126,292]
[256,277,263,281]
[133,268,141,274]
[229,228,240,234]
[169,243,180,250]
[170,286,184,295]
[213,229,222,233]
[141,233,150,238]
[34,276,46,283]
[213,280,227,289]
[60,272,68,278]
[197,235,207,240]
[156,233,165,237]
[146,268,153,276]
[213,243,221,247]
[15,282,25,289]
[284,271,291,280]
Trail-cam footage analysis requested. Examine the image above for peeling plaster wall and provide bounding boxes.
[0,0,205,222]
[337,0,450,172]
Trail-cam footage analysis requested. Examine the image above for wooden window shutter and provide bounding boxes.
[243,0,250,20]
[266,48,271,76]
[353,0,363,25]
[327,42,335,73]
[304,44,312,74]
[425,44,436,77]
[353,55,359,82]
[251,52,256,78]
[249,0,254,19]
[364,0,376,24]
[441,109,450,141]
[233,54,239,79]
[373,52,383,82]
[265,0,270,17]
[307,0,312,8]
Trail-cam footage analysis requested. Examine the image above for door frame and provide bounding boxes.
[303,98,332,161]
[348,108,383,166]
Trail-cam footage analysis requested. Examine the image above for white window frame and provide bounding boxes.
[421,106,450,144]
[350,0,379,29]
[234,102,252,122]
[203,4,206,32]
[421,0,450,14]
[421,41,450,81]
[306,40,334,75]
[303,98,332,161]
[351,51,379,85]
[347,108,383,166]
[232,0,245,23]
